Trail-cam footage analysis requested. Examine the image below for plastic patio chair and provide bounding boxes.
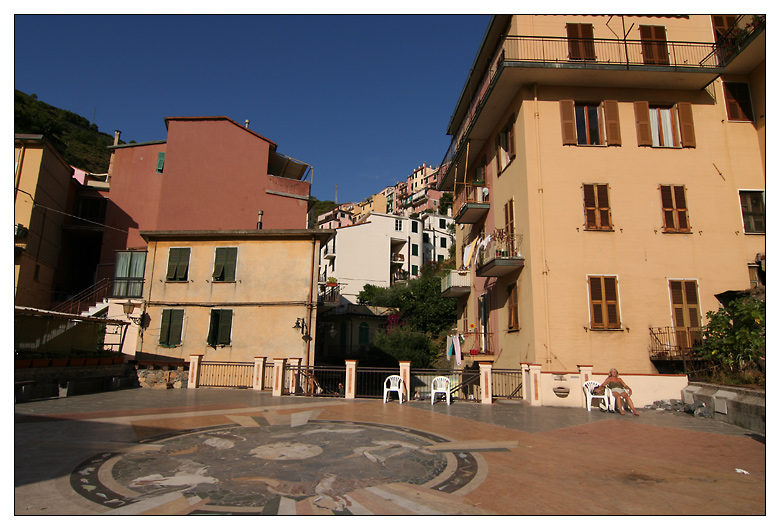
[431,376,451,405]
[383,375,404,403]
[583,380,613,411]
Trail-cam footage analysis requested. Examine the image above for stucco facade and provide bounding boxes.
[440,15,765,375]
[138,230,332,364]
[14,135,74,309]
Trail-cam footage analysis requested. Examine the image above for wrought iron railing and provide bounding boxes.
[459,331,495,356]
[706,14,765,66]
[355,367,399,399]
[453,182,489,217]
[318,285,341,304]
[492,369,524,399]
[286,365,346,396]
[649,326,704,360]
[476,233,524,268]
[52,277,114,315]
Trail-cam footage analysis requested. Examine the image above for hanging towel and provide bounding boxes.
[446,335,454,359]
[454,334,462,366]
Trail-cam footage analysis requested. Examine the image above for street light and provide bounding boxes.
[121,300,144,325]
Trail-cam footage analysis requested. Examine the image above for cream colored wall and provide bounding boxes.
[538,371,689,408]
[139,237,318,363]
[459,17,764,374]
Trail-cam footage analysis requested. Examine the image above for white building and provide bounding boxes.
[320,212,455,303]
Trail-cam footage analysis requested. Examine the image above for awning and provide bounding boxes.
[268,151,309,181]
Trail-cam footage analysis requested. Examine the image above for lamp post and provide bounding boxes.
[121,300,144,325]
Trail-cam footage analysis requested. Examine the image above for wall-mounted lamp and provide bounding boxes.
[293,318,312,341]
[121,300,145,326]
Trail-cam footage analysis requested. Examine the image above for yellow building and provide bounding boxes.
[14,134,74,310]
[138,229,333,366]
[440,15,765,375]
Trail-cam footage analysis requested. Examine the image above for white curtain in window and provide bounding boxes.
[651,108,675,147]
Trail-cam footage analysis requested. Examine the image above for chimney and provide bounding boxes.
[257,211,264,229]
[108,130,122,179]
[245,119,250,128]
[113,130,121,145]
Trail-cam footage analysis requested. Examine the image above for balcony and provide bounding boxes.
[323,241,336,259]
[716,15,765,74]
[318,284,341,307]
[440,32,724,190]
[649,326,703,362]
[391,269,409,286]
[476,233,524,277]
[460,331,495,359]
[391,252,405,264]
[441,269,470,297]
[453,182,490,224]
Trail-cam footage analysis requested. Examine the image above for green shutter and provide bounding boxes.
[176,248,190,280]
[213,248,226,280]
[160,310,172,345]
[224,248,237,282]
[412,244,418,256]
[217,309,232,345]
[169,310,184,346]
[412,265,418,276]
[156,152,165,173]
[166,248,180,280]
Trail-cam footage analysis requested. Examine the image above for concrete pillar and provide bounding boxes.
[344,360,357,399]
[399,361,411,401]
[520,363,529,401]
[253,357,267,390]
[528,364,542,406]
[188,355,203,388]
[478,362,493,404]
[287,358,302,395]
[272,358,287,397]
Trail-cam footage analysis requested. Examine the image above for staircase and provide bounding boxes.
[52,278,114,316]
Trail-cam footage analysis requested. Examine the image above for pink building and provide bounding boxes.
[97,116,312,283]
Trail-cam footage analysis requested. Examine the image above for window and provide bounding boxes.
[112,250,146,297]
[412,244,419,256]
[740,191,765,233]
[560,100,621,146]
[583,184,612,230]
[212,247,238,282]
[660,185,691,233]
[589,276,621,329]
[723,82,754,122]
[156,152,166,173]
[504,198,518,256]
[634,102,696,148]
[712,15,738,41]
[423,233,430,243]
[160,309,184,347]
[358,322,370,345]
[440,237,447,248]
[208,309,232,347]
[166,248,190,281]
[411,220,418,233]
[669,280,701,350]
[412,265,418,276]
[437,255,444,262]
[496,115,515,174]
[508,282,519,331]
[748,265,764,289]
[567,23,595,60]
[395,219,403,231]
[640,25,669,65]
[440,219,446,229]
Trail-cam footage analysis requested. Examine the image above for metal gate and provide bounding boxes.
[199,361,254,388]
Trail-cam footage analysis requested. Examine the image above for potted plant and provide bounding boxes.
[326,277,338,287]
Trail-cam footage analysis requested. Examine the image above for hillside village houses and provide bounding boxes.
[436,14,764,405]
[15,14,765,408]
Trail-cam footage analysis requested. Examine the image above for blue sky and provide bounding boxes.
[14,14,492,205]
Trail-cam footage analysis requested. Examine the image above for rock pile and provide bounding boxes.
[645,399,713,418]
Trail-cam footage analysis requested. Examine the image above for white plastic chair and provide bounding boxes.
[583,380,613,412]
[383,375,404,403]
[431,376,451,405]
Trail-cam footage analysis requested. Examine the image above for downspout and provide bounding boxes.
[305,237,317,367]
[533,84,553,369]
[137,240,158,360]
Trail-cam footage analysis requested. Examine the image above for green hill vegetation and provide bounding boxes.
[14,89,128,174]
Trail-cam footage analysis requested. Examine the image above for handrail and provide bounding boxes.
[52,277,114,315]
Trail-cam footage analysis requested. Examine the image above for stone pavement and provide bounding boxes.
[14,388,766,515]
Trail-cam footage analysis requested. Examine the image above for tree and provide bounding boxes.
[438,192,453,215]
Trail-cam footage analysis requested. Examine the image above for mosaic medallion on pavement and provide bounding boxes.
[70,417,499,514]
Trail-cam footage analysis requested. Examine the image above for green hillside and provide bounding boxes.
[14,89,127,174]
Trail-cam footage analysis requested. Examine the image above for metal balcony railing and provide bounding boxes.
[454,182,489,214]
[460,331,494,356]
[440,33,722,183]
[476,233,523,267]
[51,277,115,315]
[649,326,704,360]
[318,285,341,304]
[706,14,765,66]
[441,269,470,293]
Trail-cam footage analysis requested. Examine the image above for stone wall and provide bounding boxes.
[682,382,765,433]
[137,367,189,389]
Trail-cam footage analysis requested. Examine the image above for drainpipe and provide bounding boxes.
[305,236,317,367]
[533,84,553,369]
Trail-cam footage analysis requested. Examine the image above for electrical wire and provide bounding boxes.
[14,188,129,234]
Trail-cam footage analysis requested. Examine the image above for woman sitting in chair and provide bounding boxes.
[597,368,639,416]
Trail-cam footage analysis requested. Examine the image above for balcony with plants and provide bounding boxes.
[476,230,524,277]
[453,181,490,224]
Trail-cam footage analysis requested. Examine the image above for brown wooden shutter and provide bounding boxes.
[712,15,738,40]
[641,25,669,65]
[603,100,621,146]
[560,100,577,145]
[660,185,676,231]
[677,102,696,147]
[583,184,597,228]
[508,283,519,330]
[567,23,595,60]
[684,281,701,327]
[673,185,690,231]
[723,83,754,121]
[603,277,620,328]
[507,116,516,160]
[597,184,612,229]
[634,101,653,146]
[589,277,604,327]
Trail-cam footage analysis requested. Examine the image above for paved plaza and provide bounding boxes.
[15,388,765,515]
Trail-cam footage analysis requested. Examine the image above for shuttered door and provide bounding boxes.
[676,103,696,147]
[723,83,754,121]
[589,276,620,329]
[567,23,595,60]
[640,25,669,65]
[669,280,700,350]
[660,185,689,232]
[634,102,653,146]
[560,100,577,145]
[603,100,621,146]
[712,15,738,40]
[673,185,690,231]
[584,185,598,228]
